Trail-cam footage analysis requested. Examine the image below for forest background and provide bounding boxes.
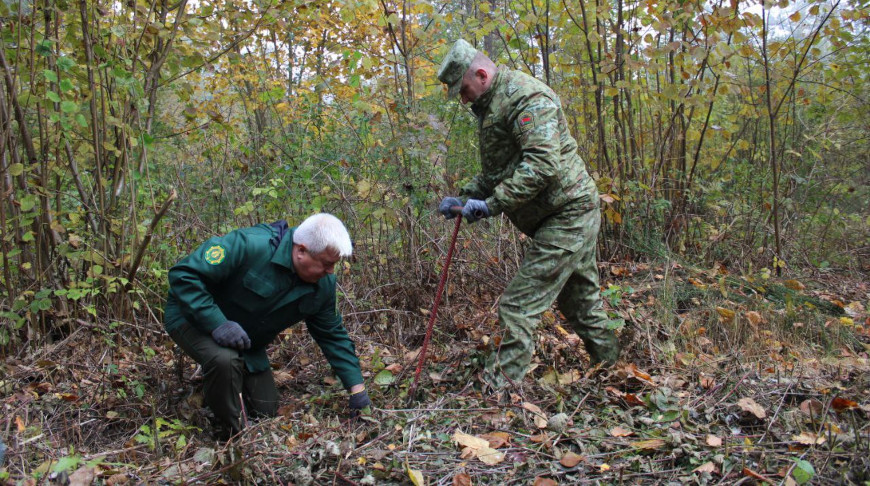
[0,0,868,483]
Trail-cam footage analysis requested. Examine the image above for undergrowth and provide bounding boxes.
[0,262,867,485]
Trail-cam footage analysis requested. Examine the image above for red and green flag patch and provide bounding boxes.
[518,111,534,132]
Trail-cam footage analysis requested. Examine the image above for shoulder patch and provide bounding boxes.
[517,111,535,133]
[204,245,226,265]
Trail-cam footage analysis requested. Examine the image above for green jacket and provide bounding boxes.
[164,222,363,389]
[462,67,598,251]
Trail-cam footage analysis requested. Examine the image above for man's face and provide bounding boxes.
[293,245,341,283]
[459,68,489,105]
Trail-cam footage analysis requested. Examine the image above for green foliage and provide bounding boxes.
[134,418,199,452]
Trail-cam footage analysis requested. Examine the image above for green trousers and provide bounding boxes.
[484,203,620,389]
[169,322,278,433]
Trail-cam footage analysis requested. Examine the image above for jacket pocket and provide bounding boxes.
[242,271,277,299]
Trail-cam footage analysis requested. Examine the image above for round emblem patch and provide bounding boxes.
[204,245,226,265]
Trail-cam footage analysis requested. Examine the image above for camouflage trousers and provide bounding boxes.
[483,204,620,390]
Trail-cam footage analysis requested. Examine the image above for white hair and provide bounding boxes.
[292,213,353,257]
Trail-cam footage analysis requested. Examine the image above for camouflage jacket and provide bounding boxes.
[461,67,598,250]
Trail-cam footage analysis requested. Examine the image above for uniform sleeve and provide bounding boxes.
[459,175,490,200]
[305,292,364,390]
[168,231,248,333]
[486,94,561,216]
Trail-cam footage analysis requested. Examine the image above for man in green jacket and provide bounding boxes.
[436,39,621,392]
[164,213,370,436]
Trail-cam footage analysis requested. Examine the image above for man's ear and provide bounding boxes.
[476,68,489,82]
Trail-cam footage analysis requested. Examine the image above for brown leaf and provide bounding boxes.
[522,402,549,429]
[610,426,634,437]
[68,466,96,486]
[630,439,666,451]
[559,451,585,468]
[624,393,645,406]
[105,474,130,486]
[745,311,763,326]
[831,397,859,412]
[273,370,294,386]
[480,432,511,449]
[610,266,628,276]
[453,473,472,486]
[618,363,655,384]
[529,433,549,443]
[600,193,617,204]
[784,279,805,291]
[453,430,505,465]
[403,348,421,364]
[533,478,558,486]
[737,397,767,419]
[385,363,403,373]
[743,467,775,484]
[694,462,718,474]
[792,432,826,445]
[700,376,716,389]
[706,435,723,447]
[799,399,824,417]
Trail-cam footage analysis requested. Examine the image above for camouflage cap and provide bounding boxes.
[437,39,478,98]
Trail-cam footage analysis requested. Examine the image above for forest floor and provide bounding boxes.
[1,262,868,485]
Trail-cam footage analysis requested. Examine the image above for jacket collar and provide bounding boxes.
[271,227,298,273]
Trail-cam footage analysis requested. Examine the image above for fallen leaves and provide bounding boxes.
[630,438,667,451]
[610,426,634,437]
[68,466,96,486]
[406,459,424,486]
[453,430,505,465]
[792,432,826,445]
[737,397,767,419]
[614,363,656,386]
[831,397,859,412]
[522,402,549,429]
[706,435,723,447]
[540,368,582,386]
[716,306,736,322]
[452,473,472,486]
[746,311,764,326]
[799,399,824,417]
[533,478,558,486]
[559,451,585,468]
[480,432,511,449]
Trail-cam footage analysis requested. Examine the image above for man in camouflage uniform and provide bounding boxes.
[436,39,620,391]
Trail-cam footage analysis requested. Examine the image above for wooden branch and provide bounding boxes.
[126,188,177,285]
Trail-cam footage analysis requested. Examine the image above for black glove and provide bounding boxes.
[211,321,251,350]
[438,197,462,219]
[462,199,490,223]
[349,389,372,418]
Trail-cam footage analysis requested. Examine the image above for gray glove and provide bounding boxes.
[349,389,372,418]
[211,321,251,350]
[438,197,462,219]
[462,199,490,223]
